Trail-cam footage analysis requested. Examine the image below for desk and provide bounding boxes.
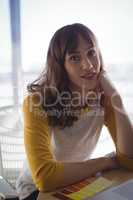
[37,168,133,200]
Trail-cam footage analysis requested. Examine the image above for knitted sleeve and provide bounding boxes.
[104,101,133,170]
[23,94,64,191]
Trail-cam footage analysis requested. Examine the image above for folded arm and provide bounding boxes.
[101,72,133,168]
[23,95,117,192]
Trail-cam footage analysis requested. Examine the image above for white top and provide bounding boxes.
[16,106,105,199]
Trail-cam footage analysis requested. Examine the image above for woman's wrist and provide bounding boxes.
[110,93,123,109]
[103,157,113,169]
[101,157,118,171]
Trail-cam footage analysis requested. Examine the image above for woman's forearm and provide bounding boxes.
[45,157,117,191]
[112,95,133,157]
[99,71,133,158]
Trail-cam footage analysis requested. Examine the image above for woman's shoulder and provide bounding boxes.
[23,93,42,106]
[23,93,48,119]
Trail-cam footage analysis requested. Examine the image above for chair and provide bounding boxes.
[0,105,25,187]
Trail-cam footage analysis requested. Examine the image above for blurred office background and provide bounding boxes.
[0,0,133,185]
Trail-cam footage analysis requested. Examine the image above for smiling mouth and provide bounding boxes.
[80,73,97,80]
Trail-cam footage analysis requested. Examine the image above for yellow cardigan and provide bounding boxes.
[23,94,133,191]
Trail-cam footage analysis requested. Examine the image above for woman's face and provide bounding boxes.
[64,35,101,94]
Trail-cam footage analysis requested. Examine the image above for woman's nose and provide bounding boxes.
[81,58,93,71]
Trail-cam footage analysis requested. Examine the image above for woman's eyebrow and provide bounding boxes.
[68,51,80,55]
[68,47,95,55]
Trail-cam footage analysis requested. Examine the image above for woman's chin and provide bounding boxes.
[81,80,97,91]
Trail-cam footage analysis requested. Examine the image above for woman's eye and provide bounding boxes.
[70,55,80,62]
[87,49,96,57]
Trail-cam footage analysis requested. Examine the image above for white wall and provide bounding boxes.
[20,0,133,70]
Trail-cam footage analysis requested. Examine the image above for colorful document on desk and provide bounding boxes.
[91,178,133,200]
[52,177,114,200]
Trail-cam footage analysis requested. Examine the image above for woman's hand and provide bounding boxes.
[96,70,123,109]
[104,156,120,171]
[97,70,119,98]
[95,156,120,177]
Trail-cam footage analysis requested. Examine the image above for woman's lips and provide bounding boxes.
[80,73,97,80]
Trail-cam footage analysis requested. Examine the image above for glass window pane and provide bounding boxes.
[0,0,13,106]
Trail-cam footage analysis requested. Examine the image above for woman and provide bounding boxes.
[16,23,133,200]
